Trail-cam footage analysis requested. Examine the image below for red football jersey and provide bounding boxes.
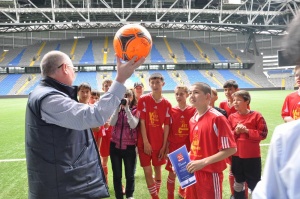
[281,91,300,120]
[137,93,172,150]
[228,111,268,158]
[220,100,250,117]
[189,107,236,173]
[99,125,112,157]
[219,100,237,116]
[168,105,196,145]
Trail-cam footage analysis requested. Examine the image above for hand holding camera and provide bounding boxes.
[120,98,128,106]
[120,93,129,107]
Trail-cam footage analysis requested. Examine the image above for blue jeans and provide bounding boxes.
[110,142,136,199]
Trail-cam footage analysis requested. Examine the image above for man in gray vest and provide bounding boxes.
[25,50,145,199]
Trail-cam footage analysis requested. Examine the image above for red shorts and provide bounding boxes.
[138,147,166,167]
[165,142,190,172]
[186,171,223,199]
[93,130,101,143]
[100,135,111,157]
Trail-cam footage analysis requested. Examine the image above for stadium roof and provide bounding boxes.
[0,0,299,35]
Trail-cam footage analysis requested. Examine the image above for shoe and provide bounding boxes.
[127,197,134,199]
[122,185,126,195]
[178,188,186,199]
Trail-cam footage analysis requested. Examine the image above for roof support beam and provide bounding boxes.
[27,0,53,22]
[64,0,88,22]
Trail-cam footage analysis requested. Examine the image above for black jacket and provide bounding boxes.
[25,77,109,199]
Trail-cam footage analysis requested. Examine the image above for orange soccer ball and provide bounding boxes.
[113,24,152,61]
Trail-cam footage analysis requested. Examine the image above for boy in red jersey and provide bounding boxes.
[228,90,268,199]
[166,86,196,199]
[89,90,102,153]
[281,65,300,122]
[137,73,172,199]
[186,82,236,199]
[134,81,144,101]
[219,80,249,198]
[78,82,91,104]
[100,79,113,185]
[210,87,227,117]
[219,80,239,116]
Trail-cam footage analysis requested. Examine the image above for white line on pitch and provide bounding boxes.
[260,143,270,146]
[0,158,26,162]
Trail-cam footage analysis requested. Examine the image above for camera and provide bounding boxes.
[120,99,127,106]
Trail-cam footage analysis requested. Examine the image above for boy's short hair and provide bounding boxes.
[175,85,189,94]
[223,80,238,89]
[294,65,300,73]
[134,82,144,88]
[193,82,211,95]
[211,87,218,96]
[91,90,100,97]
[102,79,113,87]
[149,73,164,81]
[78,82,91,91]
[232,90,251,104]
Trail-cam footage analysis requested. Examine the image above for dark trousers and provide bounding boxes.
[232,156,261,192]
[110,142,136,199]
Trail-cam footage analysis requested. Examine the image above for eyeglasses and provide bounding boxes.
[57,63,64,69]
[57,63,76,72]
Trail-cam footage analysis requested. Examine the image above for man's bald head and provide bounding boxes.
[40,51,70,77]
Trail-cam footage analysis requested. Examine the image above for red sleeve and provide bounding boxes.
[219,101,225,109]
[228,114,240,140]
[215,116,236,151]
[163,101,172,126]
[247,113,268,141]
[137,96,146,120]
[281,95,290,118]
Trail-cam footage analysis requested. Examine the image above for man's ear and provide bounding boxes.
[62,63,68,74]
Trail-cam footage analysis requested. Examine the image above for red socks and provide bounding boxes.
[148,184,159,199]
[167,176,175,199]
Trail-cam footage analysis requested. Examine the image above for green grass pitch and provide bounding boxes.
[0,90,290,199]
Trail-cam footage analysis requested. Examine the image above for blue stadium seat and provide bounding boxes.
[184,70,218,88]
[150,44,166,63]
[180,43,197,63]
[0,74,22,95]
[79,40,95,65]
[213,47,228,62]
[25,78,41,94]
[8,49,26,66]
[73,72,98,90]
[218,70,254,88]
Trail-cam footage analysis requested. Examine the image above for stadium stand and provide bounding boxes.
[8,49,26,67]
[73,38,90,64]
[152,38,174,64]
[24,74,42,95]
[184,70,219,88]
[217,70,254,88]
[180,43,199,63]
[181,41,206,63]
[267,69,293,78]
[79,40,95,65]
[0,37,255,67]
[150,44,166,63]
[73,72,98,90]
[213,47,229,63]
[241,70,273,88]
[0,74,22,95]
[92,37,105,64]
